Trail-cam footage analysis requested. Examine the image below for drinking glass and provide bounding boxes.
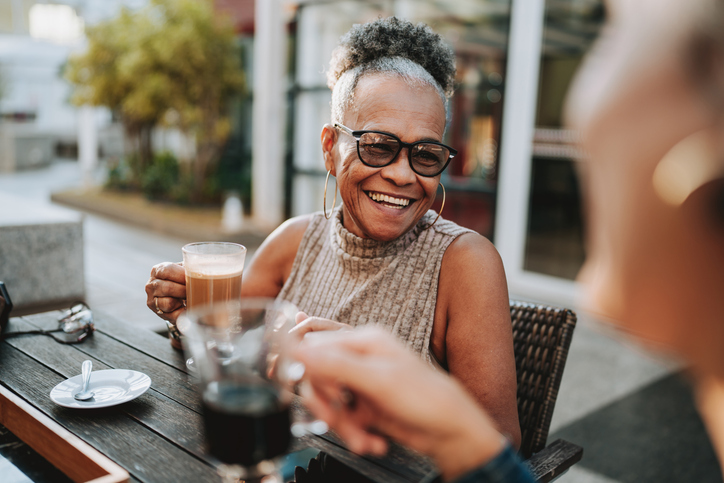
[178,242,246,369]
[177,298,300,483]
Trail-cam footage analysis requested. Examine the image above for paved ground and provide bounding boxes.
[2,160,721,482]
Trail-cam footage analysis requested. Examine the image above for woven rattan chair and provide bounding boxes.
[511,300,583,482]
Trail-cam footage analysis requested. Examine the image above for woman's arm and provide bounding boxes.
[433,233,521,448]
[240,215,312,298]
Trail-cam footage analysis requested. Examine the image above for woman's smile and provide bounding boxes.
[365,191,413,209]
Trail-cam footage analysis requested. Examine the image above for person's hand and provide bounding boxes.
[293,327,506,481]
[289,311,351,337]
[145,262,186,323]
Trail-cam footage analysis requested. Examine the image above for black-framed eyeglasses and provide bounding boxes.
[334,123,457,177]
[0,302,95,345]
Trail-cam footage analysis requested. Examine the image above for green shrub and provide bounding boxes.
[141,151,180,200]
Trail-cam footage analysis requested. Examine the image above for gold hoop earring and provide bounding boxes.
[323,170,338,220]
[426,183,446,229]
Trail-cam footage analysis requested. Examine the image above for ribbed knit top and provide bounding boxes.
[278,206,474,363]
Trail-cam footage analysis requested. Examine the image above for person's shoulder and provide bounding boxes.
[426,215,476,239]
[266,214,316,247]
[443,230,504,274]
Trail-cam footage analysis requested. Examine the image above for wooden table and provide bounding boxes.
[0,309,436,483]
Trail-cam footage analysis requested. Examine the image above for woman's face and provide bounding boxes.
[322,75,447,241]
[566,0,724,375]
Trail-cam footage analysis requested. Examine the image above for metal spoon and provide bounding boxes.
[74,360,95,401]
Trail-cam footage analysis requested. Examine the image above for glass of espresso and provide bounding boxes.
[177,298,299,483]
[178,242,246,364]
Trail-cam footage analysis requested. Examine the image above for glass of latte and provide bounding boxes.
[181,242,246,368]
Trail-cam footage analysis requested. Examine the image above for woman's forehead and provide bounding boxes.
[345,75,446,134]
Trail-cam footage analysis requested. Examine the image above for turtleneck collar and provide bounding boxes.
[329,205,433,260]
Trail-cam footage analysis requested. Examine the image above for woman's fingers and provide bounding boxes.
[147,279,187,299]
[289,317,350,336]
[145,262,187,321]
[155,296,185,313]
[295,311,309,324]
[151,262,185,283]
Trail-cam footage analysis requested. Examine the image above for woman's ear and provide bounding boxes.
[321,124,337,175]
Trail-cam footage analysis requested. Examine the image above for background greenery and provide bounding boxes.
[65,0,246,204]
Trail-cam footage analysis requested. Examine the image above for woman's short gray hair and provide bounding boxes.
[327,17,456,124]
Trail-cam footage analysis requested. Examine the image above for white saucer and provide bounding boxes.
[50,369,152,409]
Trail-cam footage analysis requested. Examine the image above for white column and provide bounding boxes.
[493,0,579,306]
[12,0,25,34]
[252,0,287,229]
[78,105,98,188]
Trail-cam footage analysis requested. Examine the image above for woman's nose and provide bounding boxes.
[379,148,416,185]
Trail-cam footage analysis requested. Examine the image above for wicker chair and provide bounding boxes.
[511,300,583,482]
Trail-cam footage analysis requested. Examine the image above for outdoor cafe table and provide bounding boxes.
[0,309,438,483]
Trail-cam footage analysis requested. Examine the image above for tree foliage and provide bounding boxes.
[65,0,245,202]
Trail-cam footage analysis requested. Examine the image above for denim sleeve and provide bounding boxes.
[452,445,535,483]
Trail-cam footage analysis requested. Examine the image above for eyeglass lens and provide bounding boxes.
[358,132,450,176]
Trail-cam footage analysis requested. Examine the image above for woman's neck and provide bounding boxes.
[695,374,724,471]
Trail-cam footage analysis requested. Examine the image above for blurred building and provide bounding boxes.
[0,0,145,172]
[248,0,604,305]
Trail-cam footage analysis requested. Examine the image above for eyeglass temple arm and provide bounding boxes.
[0,328,64,341]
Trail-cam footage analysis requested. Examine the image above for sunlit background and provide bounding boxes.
[2,2,721,482]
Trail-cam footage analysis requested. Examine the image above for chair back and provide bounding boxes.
[511,300,577,459]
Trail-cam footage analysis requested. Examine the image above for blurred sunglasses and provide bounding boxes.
[0,302,95,345]
[334,123,456,177]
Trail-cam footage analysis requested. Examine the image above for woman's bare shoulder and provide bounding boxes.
[258,214,315,259]
[444,232,503,270]
[242,214,315,297]
[439,232,508,302]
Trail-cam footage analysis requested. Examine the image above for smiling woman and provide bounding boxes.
[146,16,519,481]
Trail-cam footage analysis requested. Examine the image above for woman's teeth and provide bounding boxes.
[367,192,410,209]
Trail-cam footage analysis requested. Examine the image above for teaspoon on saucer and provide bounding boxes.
[74,360,95,401]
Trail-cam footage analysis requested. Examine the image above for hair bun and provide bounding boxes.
[327,17,455,97]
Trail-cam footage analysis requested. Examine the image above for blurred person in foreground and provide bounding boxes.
[292,0,724,481]
[146,15,520,453]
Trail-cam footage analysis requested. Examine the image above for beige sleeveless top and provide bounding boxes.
[278,206,474,364]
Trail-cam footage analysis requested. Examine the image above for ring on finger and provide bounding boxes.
[155,297,165,315]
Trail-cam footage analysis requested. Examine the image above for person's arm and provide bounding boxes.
[294,328,530,482]
[433,233,521,448]
[240,215,311,297]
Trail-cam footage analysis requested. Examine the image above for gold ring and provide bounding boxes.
[155,297,164,315]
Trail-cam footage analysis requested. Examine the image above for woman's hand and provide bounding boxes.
[289,311,351,337]
[294,327,506,482]
[145,262,186,323]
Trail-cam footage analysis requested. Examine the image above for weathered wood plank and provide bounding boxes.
[92,309,189,372]
[4,317,210,462]
[20,309,187,372]
[298,431,437,483]
[0,385,129,483]
[0,343,219,483]
[290,397,436,483]
[9,314,201,413]
[299,433,414,483]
